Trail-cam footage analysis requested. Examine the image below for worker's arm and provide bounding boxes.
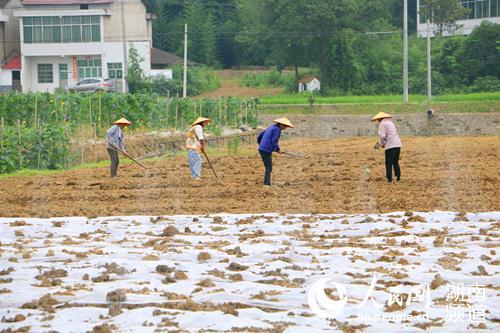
[271,127,281,153]
[378,123,387,148]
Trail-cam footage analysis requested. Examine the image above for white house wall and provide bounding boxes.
[417,17,500,37]
[1,0,21,61]
[11,0,151,92]
[306,79,321,92]
[0,68,13,85]
[21,41,149,92]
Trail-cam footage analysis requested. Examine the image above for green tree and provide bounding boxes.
[419,0,470,35]
[457,21,500,84]
[180,0,219,66]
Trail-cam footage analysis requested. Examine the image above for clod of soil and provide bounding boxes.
[1,314,26,323]
[87,323,114,333]
[104,262,129,275]
[197,252,211,261]
[196,279,215,288]
[21,293,59,312]
[174,271,188,280]
[430,274,448,290]
[108,302,123,317]
[227,262,248,271]
[106,289,127,302]
[156,265,175,274]
[162,226,179,237]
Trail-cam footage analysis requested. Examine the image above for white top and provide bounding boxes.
[186,124,205,151]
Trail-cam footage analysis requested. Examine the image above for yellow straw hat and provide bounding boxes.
[113,117,132,125]
[192,116,211,126]
[371,112,392,121]
[273,117,294,128]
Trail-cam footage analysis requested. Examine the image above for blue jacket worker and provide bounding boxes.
[257,117,294,186]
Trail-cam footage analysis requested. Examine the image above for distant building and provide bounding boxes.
[297,76,320,93]
[1,0,160,93]
[417,0,500,37]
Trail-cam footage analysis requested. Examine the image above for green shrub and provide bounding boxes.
[240,70,295,89]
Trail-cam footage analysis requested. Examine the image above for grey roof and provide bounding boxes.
[150,47,195,66]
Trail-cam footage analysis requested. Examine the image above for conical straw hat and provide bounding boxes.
[113,117,132,125]
[371,112,392,121]
[192,116,211,126]
[273,117,294,128]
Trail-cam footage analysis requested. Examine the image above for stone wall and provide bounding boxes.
[260,113,500,137]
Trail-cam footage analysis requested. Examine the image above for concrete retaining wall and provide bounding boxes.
[260,113,500,137]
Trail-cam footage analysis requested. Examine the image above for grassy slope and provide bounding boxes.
[260,92,500,104]
[260,101,500,115]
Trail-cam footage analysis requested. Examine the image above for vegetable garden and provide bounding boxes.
[0,92,260,173]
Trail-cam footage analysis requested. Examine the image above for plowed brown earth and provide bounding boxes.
[0,136,498,217]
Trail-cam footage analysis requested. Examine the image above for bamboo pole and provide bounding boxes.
[245,101,248,125]
[17,119,22,170]
[37,124,42,169]
[175,103,179,130]
[224,98,227,128]
[94,123,98,163]
[0,117,4,153]
[98,91,102,131]
[34,94,38,128]
[218,98,222,125]
[81,124,85,164]
[166,99,170,128]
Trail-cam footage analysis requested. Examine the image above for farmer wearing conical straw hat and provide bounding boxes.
[106,117,132,177]
[372,112,402,183]
[257,117,294,186]
[186,116,211,179]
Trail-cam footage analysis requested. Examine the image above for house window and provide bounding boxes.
[107,63,123,79]
[78,57,102,79]
[80,4,89,10]
[37,64,53,83]
[22,15,100,44]
[59,64,68,80]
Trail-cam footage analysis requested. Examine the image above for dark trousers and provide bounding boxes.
[384,147,401,182]
[107,148,119,177]
[259,150,273,185]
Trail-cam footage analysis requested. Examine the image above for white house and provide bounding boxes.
[297,76,320,93]
[417,0,500,37]
[1,0,157,93]
[1,0,22,92]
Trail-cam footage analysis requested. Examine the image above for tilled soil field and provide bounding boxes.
[0,137,498,217]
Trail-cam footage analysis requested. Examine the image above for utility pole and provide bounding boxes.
[427,19,432,101]
[403,0,409,103]
[183,23,188,98]
[120,0,128,93]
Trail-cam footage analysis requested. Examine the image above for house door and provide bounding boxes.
[59,64,68,90]
[12,71,21,91]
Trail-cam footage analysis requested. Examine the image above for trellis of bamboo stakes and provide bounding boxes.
[81,124,85,164]
[17,119,22,170]
[0,117,4,153]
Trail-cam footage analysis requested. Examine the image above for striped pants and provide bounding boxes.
[188,150,202,178]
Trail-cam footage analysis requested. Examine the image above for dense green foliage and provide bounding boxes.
[130,65,221,96]
[151,0,498,95]
[0,92,259,173]
[0,123,70,174]
[240,70,296,90]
